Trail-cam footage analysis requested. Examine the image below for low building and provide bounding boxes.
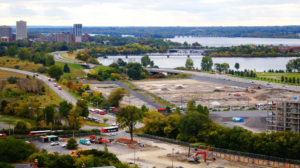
[278,46,300,52]
[82,33,91,42]
[296,33,300,37]
[0,36,10,42]
[38,35,56,42]
[11,159,39,168]
[267,99,300,133]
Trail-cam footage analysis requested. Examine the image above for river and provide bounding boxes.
[166,37,300,47]
[98,56,298,72]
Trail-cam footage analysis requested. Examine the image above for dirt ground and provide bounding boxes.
[133,79,297,108]
[90,84,156,109]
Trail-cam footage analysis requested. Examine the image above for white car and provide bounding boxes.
[51,141,59,146]
[62,143,66,148]
[110,133,116,136]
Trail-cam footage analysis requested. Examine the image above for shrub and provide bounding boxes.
[7,76,18,84]
[66,137,78,149]
[37,67,48,73]
[14,65,19,69]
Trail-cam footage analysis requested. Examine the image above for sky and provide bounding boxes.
[0,0,300,26]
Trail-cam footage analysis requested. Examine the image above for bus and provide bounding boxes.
[101,127,118,133]
[0,133,6,138]
[29,130,63,136]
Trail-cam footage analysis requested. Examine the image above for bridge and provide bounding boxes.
[175,35,226,38]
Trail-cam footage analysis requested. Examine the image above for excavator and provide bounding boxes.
[70,149,87,156]
[187,147,210,163]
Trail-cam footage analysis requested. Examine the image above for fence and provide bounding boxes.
[19,132,101,141]
[137,133,300,165]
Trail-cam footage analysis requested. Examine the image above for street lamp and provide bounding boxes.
[172,148,175,168]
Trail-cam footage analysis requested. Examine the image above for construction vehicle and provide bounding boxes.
[70,149,87,156]
[270,107,283,110]
[90,135,110,144]
[253,85,261,89]
[187,147,210,163]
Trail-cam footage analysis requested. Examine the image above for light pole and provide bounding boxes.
[172,148,174,168]
[134,143,137,164]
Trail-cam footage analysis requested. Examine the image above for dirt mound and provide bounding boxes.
[161,88,169,91]
[176,86,184,89]
[244,117,266,128]
[214,89,224,92]
[255,94,269,101]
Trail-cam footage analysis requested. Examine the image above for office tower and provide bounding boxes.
[16,20,27,40]
[0,25,12,38]
[73,24,82,42]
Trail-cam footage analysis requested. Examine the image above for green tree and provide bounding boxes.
[103,118,108,124]
[117,105,143,141]
[281,76,284,82]
[101,101,111,113]
[76,100,89,117]
[5,46,17,57]
[125,62,144,80]
[186,100,196,111]
[166,106,171,114]
[174,107,181,115]
[141,55,151,67]
[48,65,63,81]
[63,63,70,73]
[66,137,78,149]
[18,48,32,61]
[0,162,13,168]
[43,104,55,125]
[107,87,128,107]
[14,120,31,131]
[45,55,55,67]
[141,104,149,113]
[150,60,154,67]
[185,58,194,69]
[201,56,213,71]
[0,137,35,163]
[234,63,240,70]
[59,100,73,119]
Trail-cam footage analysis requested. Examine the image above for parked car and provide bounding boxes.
[79,139,91,145]
[51,141,59,146]
[62,143,66,148]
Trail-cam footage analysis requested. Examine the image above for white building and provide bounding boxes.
[16,20,27,40]
[73,24,82,42]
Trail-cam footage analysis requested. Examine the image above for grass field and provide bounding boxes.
[56,62,86,79]
[0,70,62,106]
[0,56,44,72]
[256,72,300,79]
[93,65,107,72]
[0,115,36,126]
[83,121,110,127]
[61,52,84,63]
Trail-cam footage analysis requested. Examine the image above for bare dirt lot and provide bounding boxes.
[133,79,296,108]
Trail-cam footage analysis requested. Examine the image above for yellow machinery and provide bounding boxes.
[70,149,87,156]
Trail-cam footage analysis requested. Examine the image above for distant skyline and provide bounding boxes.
[1,0,300,26]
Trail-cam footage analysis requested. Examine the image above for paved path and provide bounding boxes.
[147,68,300,92]
[51,51,97,68]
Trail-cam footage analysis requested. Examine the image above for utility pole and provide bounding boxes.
[9,124,10,136]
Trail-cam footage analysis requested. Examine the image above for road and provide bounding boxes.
[51,51,97,68]
[210,110,267,118]
[147,68,300,92]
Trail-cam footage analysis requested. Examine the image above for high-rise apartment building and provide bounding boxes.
[55,32,75,43]
[16,20,27,40]
[0,25,12,39]
[73,24,82,42]
[267,99,300,133]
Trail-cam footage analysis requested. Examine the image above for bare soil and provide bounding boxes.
[133,79,296,107]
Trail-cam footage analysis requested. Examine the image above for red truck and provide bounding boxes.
[90,135,110,144]
[0,133,6,138]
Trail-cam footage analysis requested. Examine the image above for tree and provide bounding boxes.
[0,137,35,163]
[117,58,127,66]
[107,87,128,107]
[43,104,55,125]
[141,104,149,113]
[5,46,17,57]
[125,62,145,80]
[101,101,111,113]
[66,137,78,149]
[117,105,143,141]
[141,55,151,67]
[68,107,85,130]
[220,63,230,72]
[187,100,196,111]
[59,100,73,119]
[201,56,213,71]
[45,55,55,67]
[0,162,13,168]
[150,60,154,67]
[185,58,194,69]
[234,63,240,70]
[48,65,63,81]
[14,120,31,132]
[76,100,89,117]
[103,118,108,124]
[18,48,32,61]
[63,63,70,73]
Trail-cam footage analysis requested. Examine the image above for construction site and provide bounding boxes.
[132,79,298,108]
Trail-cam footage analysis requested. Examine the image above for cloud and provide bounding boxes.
[0,0,299,26]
